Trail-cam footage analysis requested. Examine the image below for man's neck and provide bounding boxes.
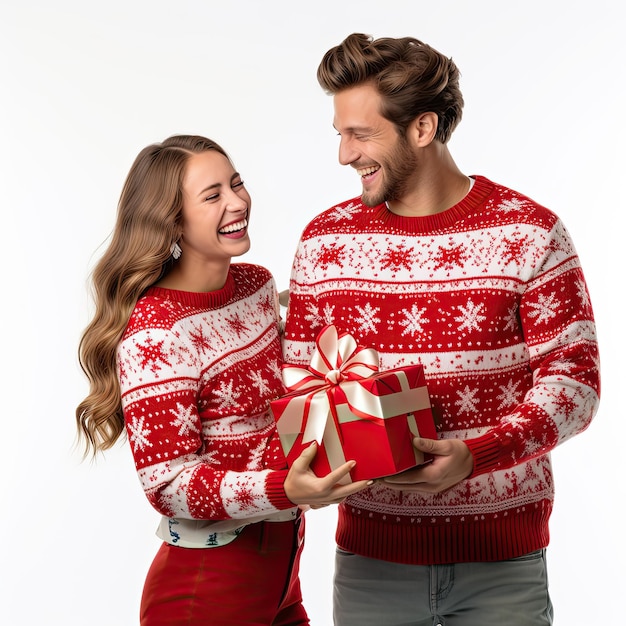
[386,147,469,217]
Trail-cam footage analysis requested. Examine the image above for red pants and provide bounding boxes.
[140,517,309,625]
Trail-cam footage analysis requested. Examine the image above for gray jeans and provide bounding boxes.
[333,548,554,626]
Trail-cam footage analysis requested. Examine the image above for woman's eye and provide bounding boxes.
[204,193,219,202]
[233,180,245,189]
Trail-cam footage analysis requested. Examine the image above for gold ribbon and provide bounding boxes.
[279,325,379,449]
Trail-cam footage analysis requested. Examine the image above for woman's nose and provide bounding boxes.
[225,193,248,212]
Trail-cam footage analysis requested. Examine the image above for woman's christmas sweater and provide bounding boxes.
[117,263,296,548]
[283,175,600,565]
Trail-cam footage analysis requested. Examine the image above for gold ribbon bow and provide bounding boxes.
[280,325,379,447]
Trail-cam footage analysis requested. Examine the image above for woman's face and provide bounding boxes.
[179,150,252,269]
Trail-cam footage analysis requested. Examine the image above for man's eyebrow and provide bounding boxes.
[333,124,373,133]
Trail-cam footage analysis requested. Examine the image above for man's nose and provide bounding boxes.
[338,137,359,166]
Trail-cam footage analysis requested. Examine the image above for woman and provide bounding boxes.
[76,135,368,625]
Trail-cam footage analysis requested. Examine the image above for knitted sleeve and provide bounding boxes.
[464,218,600,476]
[118,294,293,522]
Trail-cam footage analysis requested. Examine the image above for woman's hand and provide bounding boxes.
[284,442,372,506]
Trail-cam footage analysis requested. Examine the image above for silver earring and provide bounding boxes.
[170,242,182,259]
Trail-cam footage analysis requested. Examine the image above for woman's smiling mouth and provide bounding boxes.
[218,218,248,236]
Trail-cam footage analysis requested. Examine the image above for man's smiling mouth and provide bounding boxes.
[357,165,380,177]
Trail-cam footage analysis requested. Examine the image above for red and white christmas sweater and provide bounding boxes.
[118,263,296,548]
[283,175,600,564]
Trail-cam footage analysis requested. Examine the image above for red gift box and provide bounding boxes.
[271,325,437,483]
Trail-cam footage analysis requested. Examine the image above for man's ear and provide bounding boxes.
[408,112,438,147]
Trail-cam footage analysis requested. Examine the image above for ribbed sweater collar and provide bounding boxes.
[144,267,236,309]
[372,175,493,233]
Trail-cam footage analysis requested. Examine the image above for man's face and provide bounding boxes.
[333,83,418,207]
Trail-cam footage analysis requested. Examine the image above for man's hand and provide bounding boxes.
[284,442,372,506]
[381,437,473,493]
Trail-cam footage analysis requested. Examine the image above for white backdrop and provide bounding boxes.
[1,1,623,624]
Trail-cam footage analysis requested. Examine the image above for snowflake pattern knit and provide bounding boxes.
[283,175,600,564]
[118,263,296,548]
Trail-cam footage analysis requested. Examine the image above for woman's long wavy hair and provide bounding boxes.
[76,135,229,458]
[317,33,464,144]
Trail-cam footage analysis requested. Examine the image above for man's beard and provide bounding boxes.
[361,134,418,208]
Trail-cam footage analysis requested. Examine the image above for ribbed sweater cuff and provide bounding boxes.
[465,432,502,478]
[265,469,293,510]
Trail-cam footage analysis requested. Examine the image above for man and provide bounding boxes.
[282,33,600,625]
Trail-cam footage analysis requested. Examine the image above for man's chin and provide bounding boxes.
[361,191,386,208]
